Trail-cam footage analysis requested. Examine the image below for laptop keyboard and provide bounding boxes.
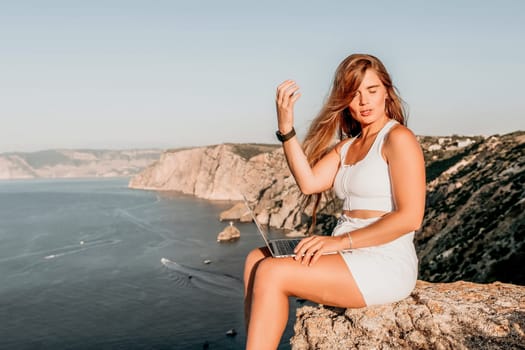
[273,239,301,256]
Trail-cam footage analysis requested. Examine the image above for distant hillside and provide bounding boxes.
[0,149,162,179]
[416,131,525,285]
[129,132,525,285]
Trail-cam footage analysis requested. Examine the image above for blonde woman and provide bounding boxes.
[244,54,426,349]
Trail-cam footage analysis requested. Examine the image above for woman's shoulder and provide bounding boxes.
[384,123,421,155]
[386,123,418,143]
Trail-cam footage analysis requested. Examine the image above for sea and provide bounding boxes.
[0,178,297,350]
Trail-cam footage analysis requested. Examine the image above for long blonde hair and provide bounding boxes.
[302,54,407,232]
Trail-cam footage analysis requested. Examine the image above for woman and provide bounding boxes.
[244,54,426,349]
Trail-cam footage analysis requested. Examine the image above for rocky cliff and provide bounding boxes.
[416,132,525,285]
[129,132,525,285]
[0,149,162,179]
[128,143,309,229]
[290,280,525,349]
[129,143,283,200]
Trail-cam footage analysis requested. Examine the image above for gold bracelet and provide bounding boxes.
[346,232,353,249]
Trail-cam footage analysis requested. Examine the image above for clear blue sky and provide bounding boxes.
[1,0,524,152]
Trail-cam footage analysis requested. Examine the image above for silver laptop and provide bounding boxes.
[242,196,302,258]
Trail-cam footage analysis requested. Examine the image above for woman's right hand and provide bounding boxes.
[275,80,301,133]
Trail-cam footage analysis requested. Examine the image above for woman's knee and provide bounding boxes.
[243,247,270,291]
[244,247,269,274]
[252,258,287,293]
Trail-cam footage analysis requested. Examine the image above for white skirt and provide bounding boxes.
[332,215,418,306]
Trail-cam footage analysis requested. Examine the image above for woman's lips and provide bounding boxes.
[360,109,372,116]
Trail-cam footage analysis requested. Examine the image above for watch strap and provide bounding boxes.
[276,127,296,142]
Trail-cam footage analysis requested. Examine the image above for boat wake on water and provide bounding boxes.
[161,258,242,297]
[0,238,122,264]
[42,239,121,260]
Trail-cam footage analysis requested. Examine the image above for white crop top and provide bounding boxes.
[333,119,397,212]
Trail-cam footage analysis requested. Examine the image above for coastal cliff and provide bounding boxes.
[128,143,307,229]
[0,149,162,179]
[129,143,284,201]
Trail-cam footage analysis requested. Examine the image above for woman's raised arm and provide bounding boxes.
[275,80,341,194]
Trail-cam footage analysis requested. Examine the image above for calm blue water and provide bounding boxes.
[0,178,296,349]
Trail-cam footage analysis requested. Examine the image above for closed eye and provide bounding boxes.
[366,84,380,93]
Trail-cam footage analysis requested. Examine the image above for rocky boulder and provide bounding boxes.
[217,222,241,242]
[290,280,525,350]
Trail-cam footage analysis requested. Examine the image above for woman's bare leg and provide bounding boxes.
[246,254,366,350]
[243,247,271,331]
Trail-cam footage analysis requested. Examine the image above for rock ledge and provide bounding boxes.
[291,280,525,350]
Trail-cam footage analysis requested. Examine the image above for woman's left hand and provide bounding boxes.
[293,235,344,266]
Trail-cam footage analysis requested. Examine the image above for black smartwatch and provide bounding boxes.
[276,127,296,142]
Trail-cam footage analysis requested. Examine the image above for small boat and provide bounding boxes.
[225,328,237,337]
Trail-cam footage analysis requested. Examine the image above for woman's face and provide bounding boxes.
[348,69,388,126]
